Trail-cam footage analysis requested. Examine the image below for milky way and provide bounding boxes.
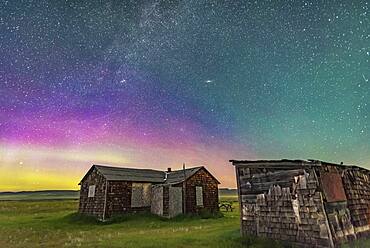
[1,1,369,190]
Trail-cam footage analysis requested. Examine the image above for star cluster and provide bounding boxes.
[0,0,369,190]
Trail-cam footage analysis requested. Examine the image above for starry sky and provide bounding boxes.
[1,0,369,191]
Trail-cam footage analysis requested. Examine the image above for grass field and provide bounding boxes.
[1,194,367,247]
[0,195,286,248]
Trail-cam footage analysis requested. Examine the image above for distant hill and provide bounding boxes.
[0,188,237,201]
[0,190,79,201]
[218,188,237,195]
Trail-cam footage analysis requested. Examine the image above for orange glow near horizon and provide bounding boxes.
[0,142,243,191]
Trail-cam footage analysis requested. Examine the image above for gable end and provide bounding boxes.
[186,167,220,184]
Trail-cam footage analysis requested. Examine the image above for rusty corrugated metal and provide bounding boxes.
[320,172,347,202]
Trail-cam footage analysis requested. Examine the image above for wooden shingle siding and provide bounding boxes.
[342,169,370,237]
[184,168,219,214]
[237,166,333,247]
[78,168,107,219]
[78,165,219,219]
[163,185,170,216]
[232,159,370,247]
[105,181,132,218]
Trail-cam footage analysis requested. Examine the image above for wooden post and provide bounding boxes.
[102,180,108,221]
[235,164,244,236]
[312,167,335,248]
[182,163,186,214]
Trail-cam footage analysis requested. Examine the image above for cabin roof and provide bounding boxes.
[95,165,165,183]
[229,159,368,171]
[79,165,220,184]
[165,166,202,184]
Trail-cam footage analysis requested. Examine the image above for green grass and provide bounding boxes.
[0,197,284,248]
[341,239,370,248]
[1,194,368,247]
[219,194,239,203]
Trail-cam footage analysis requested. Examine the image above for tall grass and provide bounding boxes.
[0,198,284,247]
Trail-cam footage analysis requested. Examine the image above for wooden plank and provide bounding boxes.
[248,169,304,180]
[240,180,292,194]
[234,162,317,169]
[235,166,244,236]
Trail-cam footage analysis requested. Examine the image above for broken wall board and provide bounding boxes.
[169,186,183,218]
[238,168,305,195]
[131,183,152,208]
[150,186,163,216]
[235,164,335,247]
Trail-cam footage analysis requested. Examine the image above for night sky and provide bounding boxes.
[1,1,369,190]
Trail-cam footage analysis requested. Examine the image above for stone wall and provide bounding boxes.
[78,167,107,219]
[184,168,219,214]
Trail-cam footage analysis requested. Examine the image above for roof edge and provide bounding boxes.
[79,164,219,184]
[184,166,221,184]
[229,159,369,171]
[78,164,99,185]
[94,164,165,173]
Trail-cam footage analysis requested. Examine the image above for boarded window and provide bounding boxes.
[88,185,95,197]
[131,183,152,207]
[196,186,203,206]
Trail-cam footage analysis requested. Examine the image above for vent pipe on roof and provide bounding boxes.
[164,168,171,182]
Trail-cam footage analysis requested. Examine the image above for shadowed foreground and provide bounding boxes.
[1,199,368,247]
[0,199,284,248]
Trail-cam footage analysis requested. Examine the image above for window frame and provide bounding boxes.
[195,186,203,206]
[88,185,96,198]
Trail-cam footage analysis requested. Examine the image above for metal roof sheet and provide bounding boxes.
[229,159,368,171]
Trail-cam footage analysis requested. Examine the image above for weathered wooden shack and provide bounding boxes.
[78,165,219,220]
[230,159,370,247]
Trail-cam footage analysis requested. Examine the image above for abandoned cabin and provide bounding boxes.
[78,164,219,220]
[231,159,370,247]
